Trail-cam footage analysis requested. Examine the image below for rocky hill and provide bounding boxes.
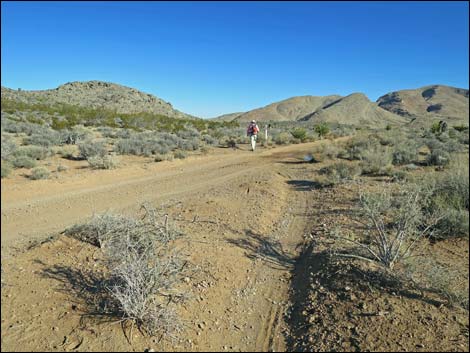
[377,85,469,123]
[1,81,197,119]
[227,95,342,123]
[301,93,408,127]
[214,84,468,127]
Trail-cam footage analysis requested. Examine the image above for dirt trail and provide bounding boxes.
[1,142,319,253]
[1,141,322,352]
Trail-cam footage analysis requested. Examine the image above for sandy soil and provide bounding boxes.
[1,141,468,352]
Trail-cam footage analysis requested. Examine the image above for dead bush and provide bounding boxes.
[64,205,185,336]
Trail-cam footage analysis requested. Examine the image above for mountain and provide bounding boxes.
[225,95,342,123]
[301,93,408,127]
[212,112,245,122]
[1,81,197,119]
[377,85,469,123]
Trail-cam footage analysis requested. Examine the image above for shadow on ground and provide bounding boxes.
[286,180,326,191]
[285,244,447,351]
[226,230,295,270]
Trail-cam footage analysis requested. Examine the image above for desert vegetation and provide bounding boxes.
[63,205,186,338]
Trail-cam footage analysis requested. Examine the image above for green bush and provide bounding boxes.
[314,123,330,139]
[290,128,307,142]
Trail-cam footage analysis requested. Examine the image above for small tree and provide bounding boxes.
[314,123,330,139]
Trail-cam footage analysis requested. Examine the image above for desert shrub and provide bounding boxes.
[14,146,52,160]
[1,162,12,178]
[390,169,409,182]
[332,184,440,270]
[360,146,393,175]
[12,155,37,169]
[178,138,199,151]
[60,125,91,144]
[343,134,379,160]
[330,125,355,137]
[24,129,61,147]
[57,145,77,159]
[154,153,173,162]
[316,143,342,161]
[57,164,68,172]
[64,207,185,335]
[314,123,330,139]
[421,156,469,238]
[404,257,469,309]
[392,144,419,166]
[173,151,187,159]
[87,155,119,169]
[274,132,292,145]
[290,128,307,142]
[319,162,361,185]
[30,166,50,180]
[176,127,200,140]
[78,140,107,159]
[430,121,442,134]
[426,149,450,166]
[1,134,17,160]
[97,126,118,138]
[2,120,41,135]
[115,136,172,156]
[202,134,218,146]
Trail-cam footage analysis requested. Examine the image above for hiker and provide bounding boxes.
[247,120,260,151]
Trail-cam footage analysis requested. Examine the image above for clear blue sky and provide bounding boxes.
[2,1,468,118]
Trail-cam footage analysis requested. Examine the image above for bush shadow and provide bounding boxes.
[226,229,295,270]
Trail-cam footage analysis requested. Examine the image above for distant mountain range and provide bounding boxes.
[2,81,468,127]
[213,84,469,127]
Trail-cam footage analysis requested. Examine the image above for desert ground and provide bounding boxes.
[1,139,468,352]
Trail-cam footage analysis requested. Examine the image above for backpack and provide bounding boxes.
[247,123,259,135]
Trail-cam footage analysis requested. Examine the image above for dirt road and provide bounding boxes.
[1,142,319,251]
[1,142,322,352]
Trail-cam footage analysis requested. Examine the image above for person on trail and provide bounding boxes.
[247,120,260,151]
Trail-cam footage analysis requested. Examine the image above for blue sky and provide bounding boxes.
[2,1,468,118]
